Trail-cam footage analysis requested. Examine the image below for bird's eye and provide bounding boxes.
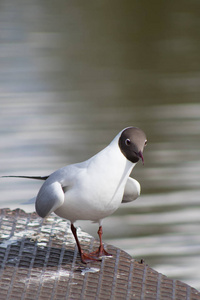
[125,138,131,146]
[144,139,147,146]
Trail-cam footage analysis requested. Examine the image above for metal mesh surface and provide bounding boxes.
[0,209,199,300]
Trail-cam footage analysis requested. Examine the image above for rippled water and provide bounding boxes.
[0,0,200,290]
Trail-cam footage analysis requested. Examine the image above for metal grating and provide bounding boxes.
[0,209,200,300]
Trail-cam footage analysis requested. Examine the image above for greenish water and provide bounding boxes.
[0,0,200,290]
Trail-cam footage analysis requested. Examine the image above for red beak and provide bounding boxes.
[138,151,144,164]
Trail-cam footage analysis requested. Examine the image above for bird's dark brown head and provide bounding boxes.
[118,127,147,163]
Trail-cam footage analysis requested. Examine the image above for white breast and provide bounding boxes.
[55,135,135,223]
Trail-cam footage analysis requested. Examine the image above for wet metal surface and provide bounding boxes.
[0,209,199,300]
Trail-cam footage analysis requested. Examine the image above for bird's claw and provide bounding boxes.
[80,252,102,264]
[80,246,112,263]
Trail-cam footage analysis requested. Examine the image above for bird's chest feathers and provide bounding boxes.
[70,150,133,211]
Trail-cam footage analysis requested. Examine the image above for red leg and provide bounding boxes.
[89,225,112,258]
[71,223,101,264]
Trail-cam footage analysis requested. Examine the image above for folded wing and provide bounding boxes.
[35,181,65,218]
[122,177,141,203]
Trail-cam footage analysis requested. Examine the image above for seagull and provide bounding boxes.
[3,127,147,263]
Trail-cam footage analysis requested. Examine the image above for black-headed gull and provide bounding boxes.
[3,127,147,263]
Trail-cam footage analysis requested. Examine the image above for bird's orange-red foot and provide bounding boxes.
[80,247,112,263]
[80,252,102,264]
[88,245,112,258]
[71,223,112,264]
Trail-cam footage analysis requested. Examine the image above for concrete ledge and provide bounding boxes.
[0,208,199,300]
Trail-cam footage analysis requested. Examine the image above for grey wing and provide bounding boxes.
[122,177,141,203]
[35,181,65,218]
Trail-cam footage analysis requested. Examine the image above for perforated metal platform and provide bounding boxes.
[0,209,199,300]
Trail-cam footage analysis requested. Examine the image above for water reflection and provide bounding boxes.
[0,0,200,291]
